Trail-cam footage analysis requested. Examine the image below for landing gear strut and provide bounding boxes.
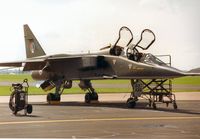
[79,80,99,103]
[126,79,142,108]
[46,80,72,104]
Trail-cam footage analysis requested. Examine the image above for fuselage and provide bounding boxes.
[30,50,189,81]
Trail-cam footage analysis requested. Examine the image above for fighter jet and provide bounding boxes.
[0,25,199,108]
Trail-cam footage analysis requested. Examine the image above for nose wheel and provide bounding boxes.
[85,92,99,103]
[126,97,137,108]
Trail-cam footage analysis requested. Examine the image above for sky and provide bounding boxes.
[0,0,199,70]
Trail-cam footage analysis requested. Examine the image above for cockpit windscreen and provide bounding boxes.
[141,54,168,66]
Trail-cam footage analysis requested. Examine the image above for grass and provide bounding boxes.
[172,76,200,85]
[0,74,33,82]
[0,74,200,84]
[0,74,199,96]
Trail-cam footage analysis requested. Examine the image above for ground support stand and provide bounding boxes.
[127,79,177,110]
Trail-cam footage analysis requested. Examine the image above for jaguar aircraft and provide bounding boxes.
[0,25,199,108]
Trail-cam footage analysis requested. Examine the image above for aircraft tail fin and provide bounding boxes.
[24,24,46,58]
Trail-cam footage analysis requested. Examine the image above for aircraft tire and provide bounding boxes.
[47,93,61,102]
[85,92,92,103]
[27,104,33,114]
[92,92,98,101]
[127,98,136,108]
[47,93,55,102]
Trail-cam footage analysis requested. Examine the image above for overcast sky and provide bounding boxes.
[0,0,199,70]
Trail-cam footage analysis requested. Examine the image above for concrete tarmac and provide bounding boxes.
[0,93,200,138]
[0,92,200,103]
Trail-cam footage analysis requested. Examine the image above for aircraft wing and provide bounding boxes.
[0,59,46,71]
[184,72,200,76]
[182,67,200,76]
[0,58,47,66]
[0,61,23,67]
[0,56,84,71]
[188,67,200,73]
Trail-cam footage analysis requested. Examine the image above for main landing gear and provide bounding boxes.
[44,78,98,104]
[79,80,99,103]
[46,80,72,104]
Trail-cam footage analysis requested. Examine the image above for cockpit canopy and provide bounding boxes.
[104,26,156,60]
[100,26,169,67]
